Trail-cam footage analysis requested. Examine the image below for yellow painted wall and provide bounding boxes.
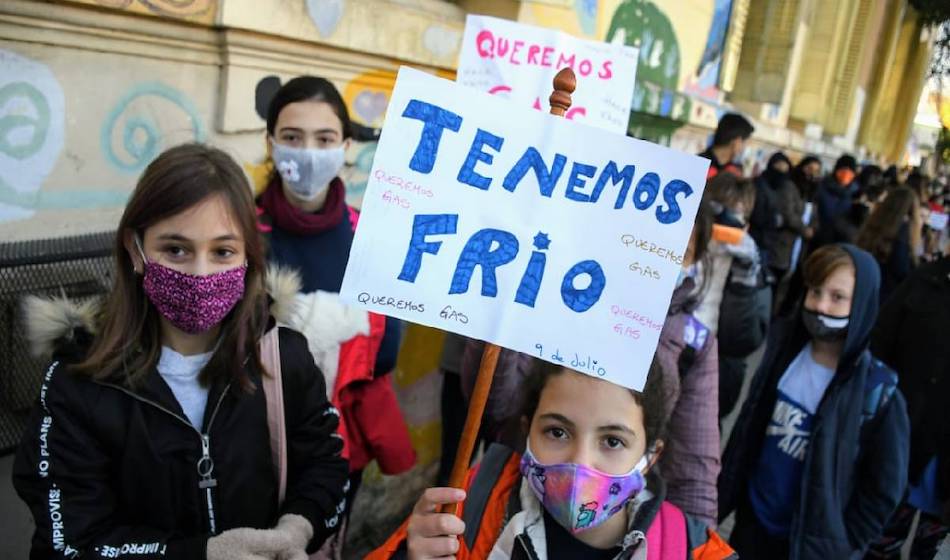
[858,7,930,161]
[61,0,218,24]
[521,0,717,93]
[219,0,464,69]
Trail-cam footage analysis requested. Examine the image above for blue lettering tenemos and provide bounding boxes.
[340,67,710,392]
[402,99,694,226]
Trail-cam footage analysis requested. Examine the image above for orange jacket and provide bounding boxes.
[368,446,736,559]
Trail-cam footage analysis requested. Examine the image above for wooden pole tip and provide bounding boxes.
[549,68,577,116]
[553,67,577,95]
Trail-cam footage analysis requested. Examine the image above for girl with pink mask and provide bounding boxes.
[369,359,736,560]
[13,144,349,559]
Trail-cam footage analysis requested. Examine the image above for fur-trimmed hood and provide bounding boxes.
[23,266,371,398]
[23,266,303,361]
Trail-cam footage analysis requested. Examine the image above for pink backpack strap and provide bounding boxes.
[645,501,688,560]
[260,327,288,505]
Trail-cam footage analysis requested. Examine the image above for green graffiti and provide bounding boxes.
[101,81,206,174]
[0,82,51,160]
[606,0,691,144]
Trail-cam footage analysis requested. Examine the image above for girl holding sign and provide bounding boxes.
[369,359,736,560]
[719,244,910,558]
[13,144,349,558]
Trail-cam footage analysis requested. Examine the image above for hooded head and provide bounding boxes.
[800,244,880,366]
[763,152,792,188]
[833,155,858,188]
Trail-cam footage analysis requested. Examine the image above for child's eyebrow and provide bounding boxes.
[155,234,240,242]
[538,413,575,428]
[598,424,637,436]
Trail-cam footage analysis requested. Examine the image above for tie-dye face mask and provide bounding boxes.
[519,443,648,535]
[136,236,246,334]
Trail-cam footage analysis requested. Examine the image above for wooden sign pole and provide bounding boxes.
[442,68,578,514]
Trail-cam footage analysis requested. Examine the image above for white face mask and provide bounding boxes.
[271,141,345,201]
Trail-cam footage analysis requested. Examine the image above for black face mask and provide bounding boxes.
[715,208,746,229]
[802,308,849,341]
[764,167,789,187]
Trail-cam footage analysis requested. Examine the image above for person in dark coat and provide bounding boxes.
[866,251,950,559]
[13,144,349,560]
[753,152,816,284]
[719,244,910,559]
[791,155,822,203]
[814,155,858,247]
[834,165,885,245]
[750,152,790,278]
[773,155,821,315]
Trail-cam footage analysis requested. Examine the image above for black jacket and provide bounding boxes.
[771,177,808,271]
[750,174,783,268]
[719,244,910,559]
[872,256,950,498]
[814,177,855,247]
[13,298,349,560]
[877,221,914,305]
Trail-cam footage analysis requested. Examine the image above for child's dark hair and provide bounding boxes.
[266,76,352,139]
[712,113,754,147]
[518,358,668,449]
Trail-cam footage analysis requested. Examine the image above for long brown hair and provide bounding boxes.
[856,187,922,266]
[74,143,267,391]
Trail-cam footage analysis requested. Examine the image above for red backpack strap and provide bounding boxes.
[645,501,688,560]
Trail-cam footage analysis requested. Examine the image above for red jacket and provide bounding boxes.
[268,264,416,476]
[334,312,416,473]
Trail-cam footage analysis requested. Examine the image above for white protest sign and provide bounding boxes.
[457,15,638,134]
[340,67,709,391]
[928,211,947,231]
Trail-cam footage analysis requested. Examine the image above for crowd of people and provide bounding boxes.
[9,76,950,560]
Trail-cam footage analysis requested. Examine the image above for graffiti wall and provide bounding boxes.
[522,0,733,148]
[0,0,461,236]
[1,4,457,541]
[0,42,244,237]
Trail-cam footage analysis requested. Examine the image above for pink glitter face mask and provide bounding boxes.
[135,236,246,334]
[520,442,648,535]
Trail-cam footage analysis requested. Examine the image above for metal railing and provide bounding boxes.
[0,232,115,455]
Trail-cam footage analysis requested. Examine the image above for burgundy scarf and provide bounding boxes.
[258,177,346,236]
